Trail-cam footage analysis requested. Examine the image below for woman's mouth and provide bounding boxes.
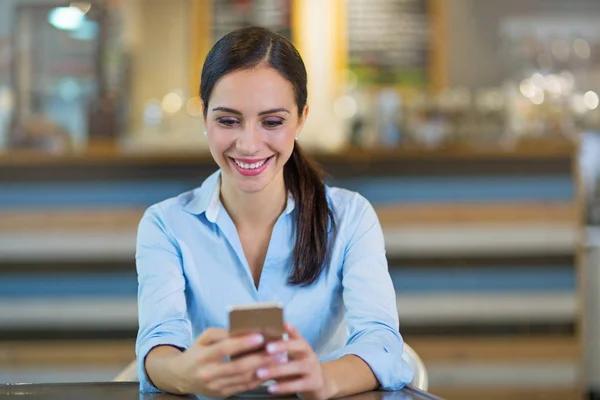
[229,156,273,177]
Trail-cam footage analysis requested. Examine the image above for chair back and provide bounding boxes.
[402,343,429,391]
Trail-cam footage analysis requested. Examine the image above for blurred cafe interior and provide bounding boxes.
[1,0,600,399]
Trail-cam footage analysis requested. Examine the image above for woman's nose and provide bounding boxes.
[236,124,261,155]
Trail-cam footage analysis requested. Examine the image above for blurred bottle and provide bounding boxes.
[376,88,402,147]
[0,85,13,149]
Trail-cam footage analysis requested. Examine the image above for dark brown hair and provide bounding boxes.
[200,26,334,286]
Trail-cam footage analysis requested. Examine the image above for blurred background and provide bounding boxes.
[0,1,600,399]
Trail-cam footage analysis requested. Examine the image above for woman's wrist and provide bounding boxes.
[299,362,337,400]
[166,352,192,395]
[146,345,189,395]
[321,362,339,399]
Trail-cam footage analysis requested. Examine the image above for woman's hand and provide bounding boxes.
[255,323,335,400]
[168,328,276,397]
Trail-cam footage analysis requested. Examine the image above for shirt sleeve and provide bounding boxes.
[135,205,192,393]
[320,195,414,390]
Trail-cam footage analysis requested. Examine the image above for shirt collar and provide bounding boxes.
[183,170,296,222]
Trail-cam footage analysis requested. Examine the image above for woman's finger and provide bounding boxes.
[195,327,229,345]
[201,333,265,361]
[203,352,275,380]
[219,379,264,398]
[267,377,314,395]
[208,370,263,392]
[256,360,311,381]
[284,322,301,339]
[266,338,311,357]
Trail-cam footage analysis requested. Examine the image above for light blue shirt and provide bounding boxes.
[135,171,413,392]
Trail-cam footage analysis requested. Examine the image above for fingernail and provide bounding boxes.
[266,343,278,353]
[256,368,268,379]
[275,354,288,364]
[267,384,279,393]
[252,335,264,344]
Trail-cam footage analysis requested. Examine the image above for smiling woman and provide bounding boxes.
[135,26,413,399]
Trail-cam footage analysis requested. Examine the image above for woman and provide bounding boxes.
[135,26,413,399]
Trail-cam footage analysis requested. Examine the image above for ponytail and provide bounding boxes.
[284,144,335,286]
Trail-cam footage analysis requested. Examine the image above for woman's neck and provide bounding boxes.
[220,174,288,229]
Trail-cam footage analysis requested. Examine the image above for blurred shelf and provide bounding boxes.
[0,299,138,329]
[377,202,579,226]
[384,224,578,257]
[0,293,575,329]
[427,362,579,388]
[0,140,577,182]
[0,340,135,366]
[0,232,137,261]
[0,209,144,232]
[397,292,576,324]
[0,224,578,261]
[408,336,580,363]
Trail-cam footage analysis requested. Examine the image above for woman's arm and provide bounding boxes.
[135,205,193,392]
[321,194,414,391]
[144,345,187,394]
[321,355,379,398]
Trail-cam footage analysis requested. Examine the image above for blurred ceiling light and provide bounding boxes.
[48,7,84,31]
[530,89,544,105]
[186,97,203,117]
[551,40,570,61]
[144,99,163,126]
[69,2,92,14]
[573,38,591,59]
[333,95,358,119]
[531,73,546,89]
[70,19,98,40]
[546,75,562,96]
[162,93,183,114]
[584,91,599,110]
[520,79,536,98]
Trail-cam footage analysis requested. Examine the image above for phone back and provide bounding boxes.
[229,303,284,341]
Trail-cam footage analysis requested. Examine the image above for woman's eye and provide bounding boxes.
[217,118,238,127]
[263,118,284,128]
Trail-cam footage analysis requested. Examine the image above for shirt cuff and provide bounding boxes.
[136,333,191,393]
[320,340,414,391]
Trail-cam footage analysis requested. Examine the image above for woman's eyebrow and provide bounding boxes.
[211,107,290,116]
[212,106,242,115]
[258,108,290,116]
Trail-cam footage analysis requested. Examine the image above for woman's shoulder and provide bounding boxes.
[142,170,220,222]
[325,185,374,220]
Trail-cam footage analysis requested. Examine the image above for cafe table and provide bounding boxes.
[0,382,444,400]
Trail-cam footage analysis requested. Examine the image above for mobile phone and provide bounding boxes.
[228,302,284,359]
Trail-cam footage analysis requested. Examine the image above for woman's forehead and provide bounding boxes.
[209,67,296,112]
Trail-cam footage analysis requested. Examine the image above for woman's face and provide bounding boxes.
[204,66,307,195]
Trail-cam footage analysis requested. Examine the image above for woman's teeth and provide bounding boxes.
[234,158,268,169]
